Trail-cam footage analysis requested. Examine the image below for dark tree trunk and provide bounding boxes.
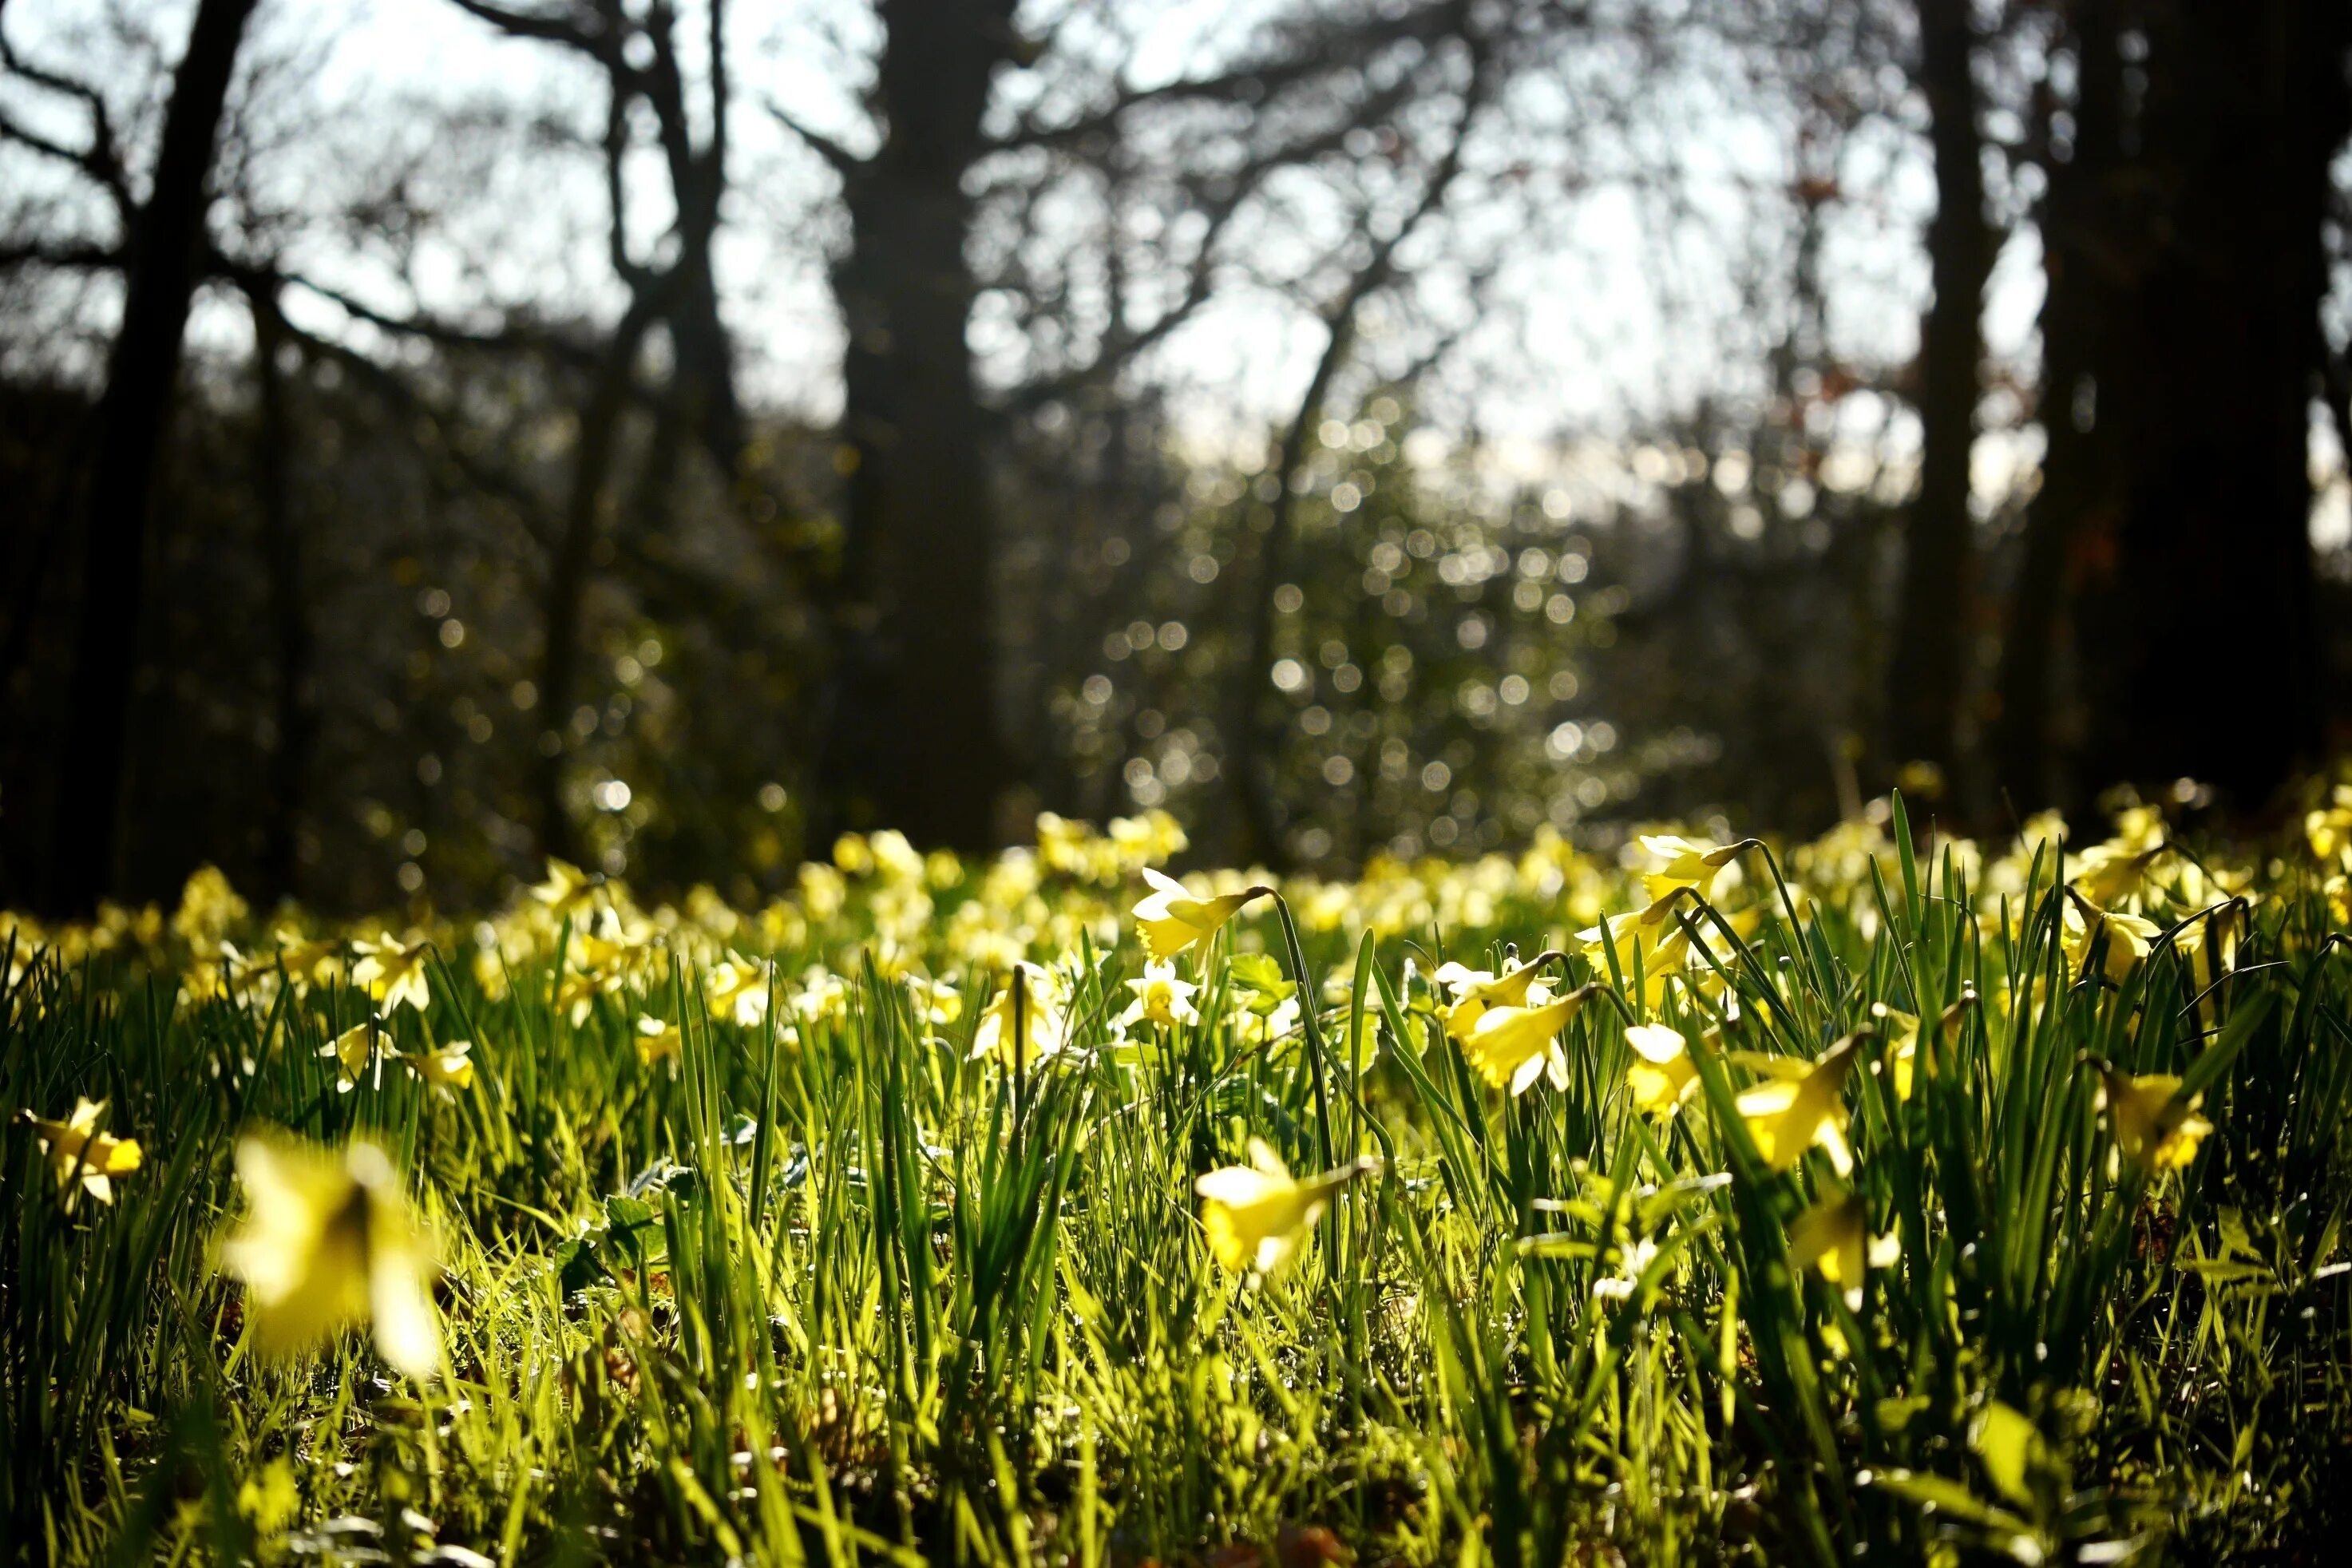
[2073,0,2350,806]
[1994,0,2120,814]
[1887,0,1990,796]
[247,285,316,904]
[47,0,258,911]
[820,0,1017,851]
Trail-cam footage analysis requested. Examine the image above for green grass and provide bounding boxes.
[4,798,2350,1565]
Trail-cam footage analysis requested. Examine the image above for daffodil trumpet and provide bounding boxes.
[1131,870,1274,963]
[1431,949,1570,1043]
[1195,1138,1379,1277]
[2081,1053,2214,1173]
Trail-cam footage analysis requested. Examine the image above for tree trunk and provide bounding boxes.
[1994,0,2119,814]
[2073,0,2350,806]
[47,0,258,911]
[820,0,1016,851]
[1886,0,1990,798]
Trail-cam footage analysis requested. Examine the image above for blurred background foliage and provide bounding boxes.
[3,0,2350,912]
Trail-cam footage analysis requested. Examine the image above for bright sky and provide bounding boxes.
[9,0,2255,526]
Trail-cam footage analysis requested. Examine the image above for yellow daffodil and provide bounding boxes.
[350,932,432,1014]
[1575,890,1697,999]
[2098,1070,2211,1171]
[972,962,1069,1069]
[1733,1036,1860,1174]
[220,1133,441,1378]
[321,1019,393,1093]
[706,956,774,1028]
[404,1039,475,1093]
[1624,1022,1700,1117]
[1637,834,1745,904]
[2179,902,2243,1036]
[1120,959,1201,1028]
[2306,786,2352,865]
[1872,996,1974,1101]
[1194,1138,1363,1277]
[1132,869,1271,961]
[172,865,249,951]
[532,857,599,916]
[1432,952,1561,1043]
[271,927,343,989]
[636,1015,683,1067]
[21,1098,142,1206]
[1785,1190,1899,1310]
[1462,986,1597,1095]
[2061,893,2161,984]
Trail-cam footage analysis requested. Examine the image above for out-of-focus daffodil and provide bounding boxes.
[272,927,343,990]
[1875,1008,1922,1101]
[350,932,432,1013]
[1121,960,1201,1028]
[1873,995,1974,1101]
[972,962,1069,1069]
[2178,902,2244,1036]
[2098,1070,2211,1171]
[707,956,774,1028]
[1432,952,1561,1043]
[1462,985,1598,1096]
[1624,1023,1700,1117]
[1132,869,1271,961]
[321,1019,392,1093]
[21,1098,142,1206]
[2306,786,2352,865]
[1785,1190,1899,1310]
[636,1015,683,1067]
[1194,1138,1364,1277]
[2070,806,2169,908]
[1733,1036,1861,1174]
[532,857,599,916]
[2061,893,2161,984]
[404,1039,475,1093]
[220,1133,441,1378]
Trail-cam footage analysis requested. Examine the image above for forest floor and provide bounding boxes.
[6,793,2352,1565]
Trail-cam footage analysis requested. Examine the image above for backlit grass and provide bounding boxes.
[5,794,2352,1564]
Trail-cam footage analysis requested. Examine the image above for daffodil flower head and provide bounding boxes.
[1623,1022,1700,1117]
[972,961,1070,1069]
[1120,959,1201,1029]
[1194,1138,1363,1277]
[1576,889,1697,1000]
[2097,1069,2211,1171]
[321,1018,395,1093]
[1463,985,1597,1096]
[707,956,775,1028]
[636,1015,683,1067]
[2061,891,2160,984]
[1873,1005,1922,1102]
[1433,952,1561,1043]
[1637,834,1745,905]
[220,1132,441,1379]
[22,1098,142,1206]
[532,857,600,915]
[1733,1035,1861,1174]
[1131,868,1271,962]
[350,932,432,1014]
[1785,1190,1900,1310]
[404,1039,476,1093]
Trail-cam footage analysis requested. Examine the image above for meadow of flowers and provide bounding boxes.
[6,790,2352,1565]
